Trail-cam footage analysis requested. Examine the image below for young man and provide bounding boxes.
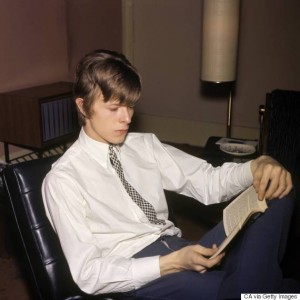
[42,49,297,299]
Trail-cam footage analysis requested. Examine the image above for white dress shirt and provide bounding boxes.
[42,128,253,295]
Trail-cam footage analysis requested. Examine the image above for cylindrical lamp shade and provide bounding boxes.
[201,0,240,83]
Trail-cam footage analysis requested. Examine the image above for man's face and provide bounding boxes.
[76,94,134,144]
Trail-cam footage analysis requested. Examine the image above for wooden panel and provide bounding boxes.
[0,82,76,149]
[0,94,40,147]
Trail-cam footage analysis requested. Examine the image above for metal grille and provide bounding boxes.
[41,95,78,142]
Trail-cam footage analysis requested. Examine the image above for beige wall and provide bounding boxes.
[0,0,122,95]
[1,0,300,160]
[0,0,69,93]
[0,0,122,160]
[126,0,300,145]
[65,0,122,80]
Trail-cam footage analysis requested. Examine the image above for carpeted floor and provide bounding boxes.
[0,201,32,300]
[0,256,31,300]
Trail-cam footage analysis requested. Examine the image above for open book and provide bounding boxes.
[210,185,267,259]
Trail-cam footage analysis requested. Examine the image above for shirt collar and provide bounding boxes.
[78,128,120,168]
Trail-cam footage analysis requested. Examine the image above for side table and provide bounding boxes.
[202,136,258,166]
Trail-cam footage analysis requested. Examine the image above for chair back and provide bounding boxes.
[1,156,109,300]
[261,89,300,179]
[260,89,300,238]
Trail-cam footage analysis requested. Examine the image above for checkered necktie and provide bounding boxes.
[109,145,165,225]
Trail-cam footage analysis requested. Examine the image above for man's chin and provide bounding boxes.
[110,135,127,145]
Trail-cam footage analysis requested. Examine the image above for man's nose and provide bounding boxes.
[120,106,132,123]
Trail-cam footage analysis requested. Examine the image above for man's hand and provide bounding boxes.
[250,155,293,200]
[159,244,224,276]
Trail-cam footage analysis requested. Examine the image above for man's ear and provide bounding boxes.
[75,98,86,117]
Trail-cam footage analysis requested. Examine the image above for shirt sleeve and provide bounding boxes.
[42,172,161,295]
[148,134,253,204]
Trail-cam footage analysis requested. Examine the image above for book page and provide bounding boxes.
[210,226,240,259]
[210,186,267,259]
[223,186,267,236]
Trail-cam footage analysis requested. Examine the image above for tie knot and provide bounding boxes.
[109,145,119,169]
[108,144,115,157]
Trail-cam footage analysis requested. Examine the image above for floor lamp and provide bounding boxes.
[201,0,240,138]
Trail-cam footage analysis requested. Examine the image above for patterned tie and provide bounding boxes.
[109,145,166,225]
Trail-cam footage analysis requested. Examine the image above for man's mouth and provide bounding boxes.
[116,129,128,134]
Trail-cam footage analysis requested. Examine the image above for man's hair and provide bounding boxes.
[73,49,142,125]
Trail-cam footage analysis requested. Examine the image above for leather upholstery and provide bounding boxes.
[1,156,124,300]
[262,89,300,179]
[261,89,300,236]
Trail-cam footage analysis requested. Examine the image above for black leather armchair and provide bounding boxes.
[260,89,300,231]
[1,156,125,300]
[259,89,300,281]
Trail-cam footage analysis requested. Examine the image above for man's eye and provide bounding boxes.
[109,107,119,112]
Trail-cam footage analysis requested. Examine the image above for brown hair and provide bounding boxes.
[74,49,142,125]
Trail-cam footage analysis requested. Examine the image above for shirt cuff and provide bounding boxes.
[131,256,161,290]
[240,160,253,187]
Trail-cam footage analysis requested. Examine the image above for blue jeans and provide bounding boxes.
[127,193,299,299]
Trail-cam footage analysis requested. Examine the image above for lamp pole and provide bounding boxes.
[226,88,233,138]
